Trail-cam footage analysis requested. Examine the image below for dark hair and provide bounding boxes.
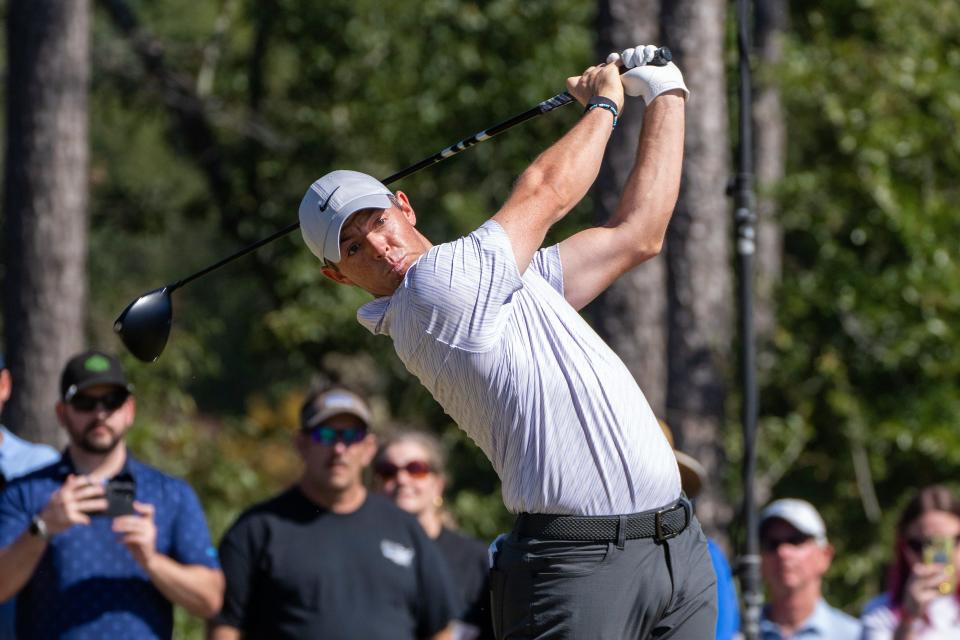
[887,485,960,610]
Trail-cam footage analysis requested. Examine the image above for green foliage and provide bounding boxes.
[752,0,960,612]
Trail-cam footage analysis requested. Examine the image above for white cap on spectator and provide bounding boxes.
[760,498,828,544]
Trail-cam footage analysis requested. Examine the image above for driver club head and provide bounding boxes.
[113,287,174,362]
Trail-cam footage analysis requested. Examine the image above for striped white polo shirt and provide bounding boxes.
[358,220,680,516]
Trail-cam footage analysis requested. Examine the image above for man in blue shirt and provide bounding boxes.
[758,498,861,640]
[0,349,224,639]
[0,352,61,640]
[0,353,60,485]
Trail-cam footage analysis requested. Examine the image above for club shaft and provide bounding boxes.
[169,93,574,290]
[169,47,671,291]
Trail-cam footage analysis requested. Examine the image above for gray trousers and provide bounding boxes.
[490,515,717,639]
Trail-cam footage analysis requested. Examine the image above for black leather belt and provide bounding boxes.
[515,497,692,543]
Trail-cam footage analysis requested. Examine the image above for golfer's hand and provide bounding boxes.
[902,562,948,619]
[37,474,108,536]
[608,45,689,104]
[113,501,158,569]
[566,62,624,112]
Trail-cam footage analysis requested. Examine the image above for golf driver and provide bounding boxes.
[114,47,672,362]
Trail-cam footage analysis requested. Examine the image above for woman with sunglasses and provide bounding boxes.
[861,485,960,639]
[374,431,493,640]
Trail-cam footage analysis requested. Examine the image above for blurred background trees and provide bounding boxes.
[1,0,958,634]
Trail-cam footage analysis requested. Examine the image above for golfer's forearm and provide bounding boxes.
[493,109,614,272]
[611,92,685,254]
[0,531,47,602]
[518,108,613,219]
[146,555,224,618]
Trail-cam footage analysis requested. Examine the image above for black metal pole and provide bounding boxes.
[733,0,761,637]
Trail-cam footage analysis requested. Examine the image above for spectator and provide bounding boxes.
[210,387,460,640]
[861,485,960,639]
[374,430,493,640]
[658,420,740,640]
[0,352,60,640]
[0,349,224,639]
[0,353,59,488]
[758,498,861,639]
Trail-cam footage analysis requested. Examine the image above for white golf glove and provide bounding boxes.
[607,45,689,104]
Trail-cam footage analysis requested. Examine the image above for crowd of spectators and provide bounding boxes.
[1,349,958,639]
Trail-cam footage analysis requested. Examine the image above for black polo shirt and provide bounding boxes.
[435,527,494,639]
[215,489,459,639]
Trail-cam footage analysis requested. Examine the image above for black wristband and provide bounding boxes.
[584,96,619,128]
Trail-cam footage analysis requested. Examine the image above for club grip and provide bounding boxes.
[616,46,672,74]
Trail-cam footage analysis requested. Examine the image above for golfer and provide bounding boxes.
[299,46,716,638]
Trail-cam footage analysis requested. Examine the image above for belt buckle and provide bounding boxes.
[654,499,690,542]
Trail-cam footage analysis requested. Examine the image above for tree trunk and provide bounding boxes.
[661,0,733,538]
[590,0,668,416]
[753,0,788,350]
[2,0,90,446]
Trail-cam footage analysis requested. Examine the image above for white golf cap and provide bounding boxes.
[299,170,394,264]
[300,387,373,430]
[760,498,828,543]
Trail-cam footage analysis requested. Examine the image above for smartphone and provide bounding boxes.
[93,478,137,517]
[923,535,956,595]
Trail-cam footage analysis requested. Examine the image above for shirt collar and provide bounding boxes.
[759,599,833,638]
[358,296,392,335]
[55,449,137,482]
[0,425,45,459]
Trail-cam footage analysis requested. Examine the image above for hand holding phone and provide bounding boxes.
[922,535,956,595]
[93,478,137,517]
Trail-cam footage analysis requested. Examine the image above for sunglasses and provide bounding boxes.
[905,535,960,556]
[306,425,368,446]
[69,389,130,413]
[374,460,433,480]
[760,532,813,553]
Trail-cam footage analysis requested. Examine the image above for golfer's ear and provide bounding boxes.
[394,191,416,225]
[321,265,353,286]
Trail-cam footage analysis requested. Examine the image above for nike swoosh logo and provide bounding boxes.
[319,186,340,212]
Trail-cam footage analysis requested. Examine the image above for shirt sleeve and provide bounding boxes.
[412,527,461,637]
[169,480,220,569]
[529,244,564,296]
[0,482,31,548]
[401,219,524,352]
[213,517,260,630]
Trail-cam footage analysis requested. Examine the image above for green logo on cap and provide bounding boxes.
[84,355,111,372]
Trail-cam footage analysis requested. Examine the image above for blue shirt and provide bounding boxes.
[0,425,60,640]
[708,538,741,640]
[0,425,59,482]
[759,598,862,640]
[0,452,220,640]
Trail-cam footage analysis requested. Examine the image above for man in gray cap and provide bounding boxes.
[211,386,460,640]
[759,498,861,639]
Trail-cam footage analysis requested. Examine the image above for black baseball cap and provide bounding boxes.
[60,349,133,401]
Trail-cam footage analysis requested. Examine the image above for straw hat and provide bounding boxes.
[658,419,708,499]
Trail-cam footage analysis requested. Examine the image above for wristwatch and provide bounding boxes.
[28,515,50,541]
